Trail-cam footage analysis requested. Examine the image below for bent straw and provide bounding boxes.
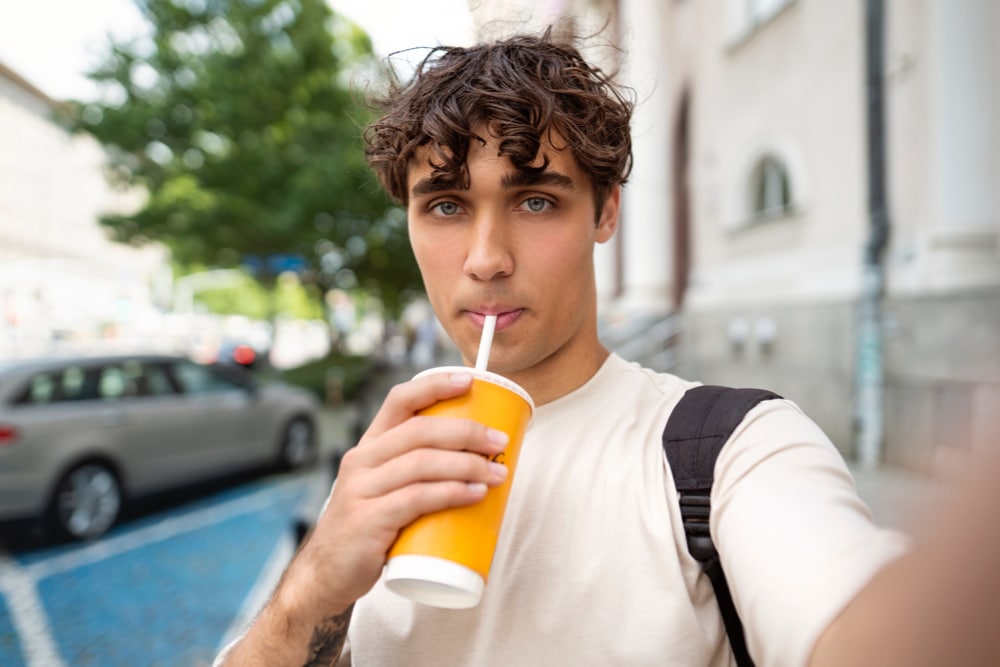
[475,315,498,371]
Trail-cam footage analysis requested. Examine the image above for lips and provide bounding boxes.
[467,308,524,331]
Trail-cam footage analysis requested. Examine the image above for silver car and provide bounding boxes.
[0,353,320,541]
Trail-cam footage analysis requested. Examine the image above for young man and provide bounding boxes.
[219,32,1000,666]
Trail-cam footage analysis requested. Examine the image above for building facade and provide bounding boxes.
[0,61,170,357]
[468,0,1000,473]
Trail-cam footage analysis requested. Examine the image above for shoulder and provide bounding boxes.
[718,397,839,477]
[540,353,697,424]
[599,353,700,405]
[709,397,910,666]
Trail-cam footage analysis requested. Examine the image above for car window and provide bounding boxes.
[142,363,178,396]
[100,361,185,400]
[170,360,245,395]
[27,373,56,404]
[99,366,133,400]
[62,366,89,400]
[13,365,102,405]
[65,367,103,401]
[11,360,190,405]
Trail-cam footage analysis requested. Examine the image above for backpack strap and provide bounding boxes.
[662,385,781,667]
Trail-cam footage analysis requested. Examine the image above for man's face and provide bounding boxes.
[406,131,619,394]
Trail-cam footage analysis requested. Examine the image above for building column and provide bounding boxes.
[594,214,619,306]
[615,0,673,315]
[925,0,1000,288]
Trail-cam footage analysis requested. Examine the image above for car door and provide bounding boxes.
[94,359,213,494]
[0,364,114,516]
[162,358,262,475]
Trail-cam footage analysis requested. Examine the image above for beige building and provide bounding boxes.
[0,61,170,357]
[468,0,1000,473]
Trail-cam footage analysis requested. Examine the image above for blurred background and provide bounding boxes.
[0,0,997,664]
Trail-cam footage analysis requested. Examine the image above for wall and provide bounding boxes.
[0,61,169,356]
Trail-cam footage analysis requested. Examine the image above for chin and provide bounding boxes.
[481,354,530,377]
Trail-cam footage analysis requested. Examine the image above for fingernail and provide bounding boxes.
[486,428,509,446]
[450,371,473,385]
[488,462,508,480]
[467,482,488,496]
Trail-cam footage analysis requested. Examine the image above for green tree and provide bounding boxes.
[69,0,421,316]
[194,269,324,321]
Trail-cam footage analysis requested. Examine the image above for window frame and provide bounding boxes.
[748,154,794,221]
[725,0,797,48]
[724,139,808,232]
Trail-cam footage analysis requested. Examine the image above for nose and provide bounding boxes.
[463,214,514,281]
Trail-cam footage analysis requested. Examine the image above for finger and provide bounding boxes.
[377,479,496,532]
[361,447,509,499]
[351,414,509,469]
[362,370,474,439]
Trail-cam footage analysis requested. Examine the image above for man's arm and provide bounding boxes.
[217,370,510,665]
[810,443,1000,666]
[301,605,354,666]
[218,547,356,666]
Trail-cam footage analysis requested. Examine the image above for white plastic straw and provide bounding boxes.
[475,315,497,371]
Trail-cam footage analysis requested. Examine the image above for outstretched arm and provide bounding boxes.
[810,443,1000,666]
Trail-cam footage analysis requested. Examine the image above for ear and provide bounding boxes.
[596,185,621,244]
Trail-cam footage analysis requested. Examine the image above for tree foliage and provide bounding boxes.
[70,0,421,316]
[195,269,324,321]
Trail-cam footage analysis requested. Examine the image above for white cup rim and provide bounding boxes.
[413,366,535,413]
[384,554,485,609]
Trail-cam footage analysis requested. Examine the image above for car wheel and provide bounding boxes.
[51,462,122,541]
[279,417,316,469]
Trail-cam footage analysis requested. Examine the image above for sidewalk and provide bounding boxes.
[313,358,422,462]
[316,401,361,460]
[849,462,949,535]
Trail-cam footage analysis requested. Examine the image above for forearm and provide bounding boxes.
[219,590,354,666]
[219,546,357,667]
[810,447,1000,666]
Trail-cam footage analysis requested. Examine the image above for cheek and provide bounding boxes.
[409,230,449,278]
[533,230,596,279]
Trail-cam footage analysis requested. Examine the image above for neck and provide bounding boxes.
[506,340,611,407]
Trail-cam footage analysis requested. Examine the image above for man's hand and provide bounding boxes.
[220,369,509,666]
[300,368,510,608]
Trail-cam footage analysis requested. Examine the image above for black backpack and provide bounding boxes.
[662,385,782,667]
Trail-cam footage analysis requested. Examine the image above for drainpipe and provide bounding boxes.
[855,0,891,469]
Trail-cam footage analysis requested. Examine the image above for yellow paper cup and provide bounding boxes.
[384,366,534,608]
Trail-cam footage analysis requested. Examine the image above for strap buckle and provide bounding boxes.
[679,489,717,562]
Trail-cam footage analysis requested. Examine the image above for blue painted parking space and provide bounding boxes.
[0,596,21,659]
[0,470,325,667]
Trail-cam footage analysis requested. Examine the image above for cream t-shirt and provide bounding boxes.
[340,354,909,666]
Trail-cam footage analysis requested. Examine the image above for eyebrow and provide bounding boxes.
[501,170,576,191]
[410,170,576,200]
[410,176,463,199]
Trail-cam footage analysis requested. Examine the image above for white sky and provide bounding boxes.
[0,0,474,101]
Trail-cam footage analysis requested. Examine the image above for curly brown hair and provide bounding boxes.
[363,31,634,220]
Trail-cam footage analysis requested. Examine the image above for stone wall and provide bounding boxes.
[678,288,1000,475]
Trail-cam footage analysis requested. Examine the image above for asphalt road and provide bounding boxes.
[0,463,334,667]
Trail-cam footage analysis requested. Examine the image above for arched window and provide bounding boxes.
[727,0,797,45]
[748,154,793,219]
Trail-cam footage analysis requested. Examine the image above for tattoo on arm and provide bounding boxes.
[302,604,354,667]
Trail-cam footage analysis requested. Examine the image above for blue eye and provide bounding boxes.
[524,197,550,212]
[433,201,460,216]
